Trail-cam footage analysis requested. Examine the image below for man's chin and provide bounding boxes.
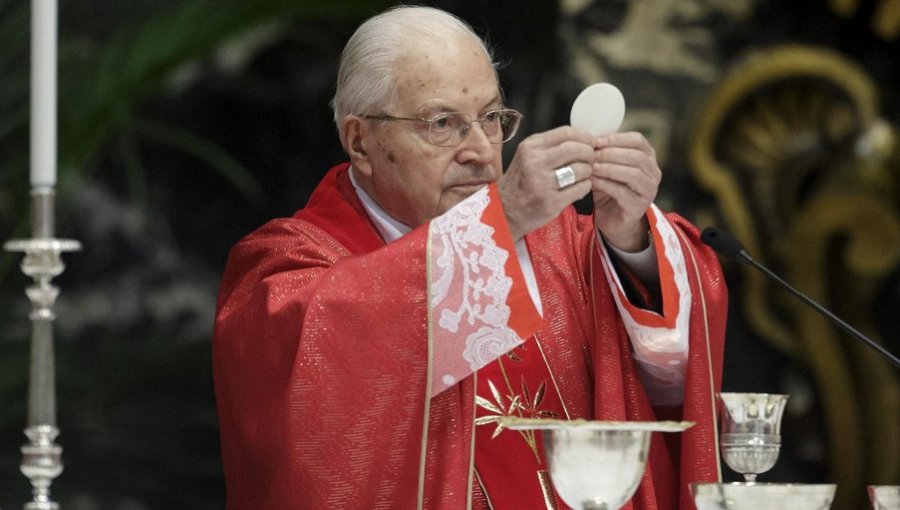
[448,182,490,197]
[435,183,491,217]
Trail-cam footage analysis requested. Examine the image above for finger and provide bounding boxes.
[594,131,655,152]
[518,137,596,172]
[560,178,592,203]
[536,125,596,148]
[592,163,658,200]
[549,140,599,169]
[517,126,596,163]
[594,147,660,179]
[552,162,593,191]
[593,146,650,165]
[593,177,649,212]
[594,133,659,177]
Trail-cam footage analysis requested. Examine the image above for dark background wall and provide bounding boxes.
[1,0,898,508]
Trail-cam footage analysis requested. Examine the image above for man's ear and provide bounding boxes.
[341,115,373,176]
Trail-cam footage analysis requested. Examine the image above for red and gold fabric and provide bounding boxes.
[213,163,727,509]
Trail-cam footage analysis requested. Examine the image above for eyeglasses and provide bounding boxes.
[365,108,523,147]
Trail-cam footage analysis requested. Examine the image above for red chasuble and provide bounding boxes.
[213,163,727,510]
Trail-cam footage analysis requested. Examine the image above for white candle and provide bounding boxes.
[30,0,57,188]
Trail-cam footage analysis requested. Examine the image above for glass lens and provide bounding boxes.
[425,109,521,146]
[479,110,502,139]
[498,110,520,142]
[427,113,460,146]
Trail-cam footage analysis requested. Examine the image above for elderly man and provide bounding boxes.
[213,5,727,510]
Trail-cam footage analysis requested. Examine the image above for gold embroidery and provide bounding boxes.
[506,342,525,361]
[475,356,560,462]
[537,469,560,510]
[474,379,521,440]
[674,226,722,480]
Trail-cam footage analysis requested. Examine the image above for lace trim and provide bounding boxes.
[599,205,692,405]
[429,187,523,396]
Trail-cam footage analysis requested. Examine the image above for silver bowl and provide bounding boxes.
[544,427,648,510]
[869,485,900,510]
[504,418,692,510]
[691,482,837,510]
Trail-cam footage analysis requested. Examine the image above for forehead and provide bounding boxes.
[392,35,500,114]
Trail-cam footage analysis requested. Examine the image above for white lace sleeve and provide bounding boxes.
[597,205,691,405]
[427,186,540,397]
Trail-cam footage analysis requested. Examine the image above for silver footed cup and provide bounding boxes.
[717,392,788,482]
[543,427,650,510]
[502,419,693,510]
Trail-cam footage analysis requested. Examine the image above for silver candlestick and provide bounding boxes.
[4,187,80,510]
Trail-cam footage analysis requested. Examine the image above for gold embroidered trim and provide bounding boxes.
[467,373,477,510]
[533,334,572,420]
[674,226,722,480]
[421,226,435,510]
[537,469,560,510]
[474,469,496,510]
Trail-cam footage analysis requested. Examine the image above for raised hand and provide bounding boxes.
[591,132,661,252]
[498,127,595,240]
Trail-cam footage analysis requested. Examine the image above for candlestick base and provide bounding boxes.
[21,425,63,510]
[4,239,82,267]
[5,235,80,510]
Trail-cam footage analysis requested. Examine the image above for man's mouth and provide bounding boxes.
[449,181,490,193]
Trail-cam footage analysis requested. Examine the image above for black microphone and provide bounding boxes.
[701,226,900,370]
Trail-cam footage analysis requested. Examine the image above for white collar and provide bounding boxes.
[348,166,411,243]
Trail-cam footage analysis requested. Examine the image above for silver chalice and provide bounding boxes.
[504,418,693,510]
[717,393,788,482]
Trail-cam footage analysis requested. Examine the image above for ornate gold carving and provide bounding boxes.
[830,0,863,17]
[873,0,900,39]
[689,45,879,356]
[689,44,900,509]
[831,0,900,40]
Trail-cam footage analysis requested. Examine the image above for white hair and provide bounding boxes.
[331,5,497,147]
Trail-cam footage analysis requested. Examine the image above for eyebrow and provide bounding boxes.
[417,93,503,116]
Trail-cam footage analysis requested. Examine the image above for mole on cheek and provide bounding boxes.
[462,87,468,94]
[387,151,396,162]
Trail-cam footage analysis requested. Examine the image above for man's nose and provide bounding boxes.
[455,122,495,163]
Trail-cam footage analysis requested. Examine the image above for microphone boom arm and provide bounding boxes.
[701,226,900,370]
[742,253,900,370]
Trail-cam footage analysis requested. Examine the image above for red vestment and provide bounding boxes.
[213,163,727,509]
